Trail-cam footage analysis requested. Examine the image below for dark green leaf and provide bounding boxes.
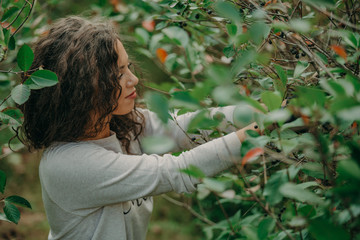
[3,202,20,224]
[263,170,288,205]
[5,195,32,209]
[226,24,237,36]
[11,84,30,105]
[258,218,276,240]
[309,218,350,240]
[337,159,360,181]
[8,36,15,50]
[0,170,6,194]
[0,108,23,126]
[30,70,58,87]
[1,7,20,22]
[223,45,235,58]
[273,64,287,97]
[17,44,34,72]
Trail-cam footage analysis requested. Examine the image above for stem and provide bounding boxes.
[215,195,235,234]
[10,0,36,38]
[3,1,27,29]
[161,194,216,225]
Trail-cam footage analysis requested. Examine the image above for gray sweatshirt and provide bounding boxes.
[39,107,242,240]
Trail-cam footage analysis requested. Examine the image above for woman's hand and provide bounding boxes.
[235,122,261,143]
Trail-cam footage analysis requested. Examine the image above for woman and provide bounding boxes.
[20,16,260,239]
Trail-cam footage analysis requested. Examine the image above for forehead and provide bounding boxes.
[115,39,128,66]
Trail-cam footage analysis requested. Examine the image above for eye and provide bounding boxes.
[127,62,132,68]
[118,73,124,80]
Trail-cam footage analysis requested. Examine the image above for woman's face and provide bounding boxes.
[112,40,139,115]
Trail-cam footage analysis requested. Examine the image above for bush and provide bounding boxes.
[1,0,359,239]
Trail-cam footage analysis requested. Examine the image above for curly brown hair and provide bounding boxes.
[19,16,144,151]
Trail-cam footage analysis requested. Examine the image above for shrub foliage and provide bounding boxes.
[1,0,360,239]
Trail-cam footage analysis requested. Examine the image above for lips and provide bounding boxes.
[125,90,137,99]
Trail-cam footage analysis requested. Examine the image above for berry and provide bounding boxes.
[268,39,272,44]
[260,2,265,6]
[207,10,212,14]
[182,22,187,27]
[280,32,285,38]
[295,54,300,59]
[195,13,200,19]
[177,11,181,15]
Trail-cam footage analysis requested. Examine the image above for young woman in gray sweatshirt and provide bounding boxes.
[19,16,261,240]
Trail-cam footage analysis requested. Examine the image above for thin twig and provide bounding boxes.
[3,1,28,29]
[161,194,216,225]
[10,0,36,38]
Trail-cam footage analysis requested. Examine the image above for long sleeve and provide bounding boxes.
[40,131,241,212]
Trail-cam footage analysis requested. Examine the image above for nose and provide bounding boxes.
[126,71,139,88]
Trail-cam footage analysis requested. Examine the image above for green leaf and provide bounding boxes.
[279,182,325,205]
[309,218,350,240]
[3,202,20,224]
[1,7,20,22]
[232,48,256,76]
[144,92,171,124]
[11,84,30,105]
[203,178,227,192]
[0,213,11,223]
[214,0,242,24]
[296,86,326,107]
[223,45,235,58]
[337,159,360,181]
[8,36,15,50]
[289,19,311,33]
[162,26,189,47]
[226,24,237,37]
[17,44,34,72]
[30,70,58,87]
[135,28,150,45]
[249,22,271,45]
[258,218,276,240]
[181,165,206,179]
[294,61,310,78]
[261,91,282,111]
[0,170,6,194]
[187,110,220,132]
[273,64,287,97]
[170,91,200,110]
[141,135,175,154]
[0,108,23,126]
[263,170,288,205]
[5,196,32,209]
[233,104,255,128]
